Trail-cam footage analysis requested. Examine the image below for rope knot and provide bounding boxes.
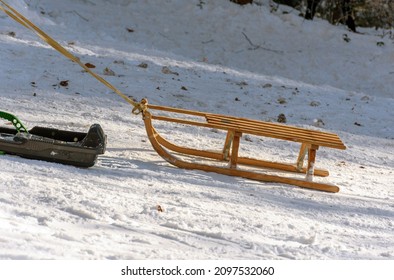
[131,98,148,115]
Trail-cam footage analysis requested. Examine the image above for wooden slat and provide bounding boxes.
[148,105,345,150]
[148,104,207,117]
[207,118,345,149]
[207,118,342,147]
[207,114,344,140]
[151,115,213,128]
[207,113,339,137]
[207,114,341,140]
[151,114,345,150]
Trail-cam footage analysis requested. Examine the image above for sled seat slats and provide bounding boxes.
[147,104,346,150]
[205,114,346,150]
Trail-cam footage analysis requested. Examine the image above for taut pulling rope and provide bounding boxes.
[0,0,147,114]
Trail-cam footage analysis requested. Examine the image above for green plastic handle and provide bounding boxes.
[0,111,28,133]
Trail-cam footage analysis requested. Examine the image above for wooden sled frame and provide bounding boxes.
[140,100,346,193]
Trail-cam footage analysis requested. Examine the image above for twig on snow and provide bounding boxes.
[242,32,283,54]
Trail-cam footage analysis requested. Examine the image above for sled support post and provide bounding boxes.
[306,145,318,181]
[296,143,309,171]
[223,130,235,160]
[142,101,346,193]
[229,131,242,169]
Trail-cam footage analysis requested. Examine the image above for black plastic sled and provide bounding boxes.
[0,111,106,167]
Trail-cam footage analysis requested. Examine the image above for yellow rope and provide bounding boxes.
[0,0,145,113]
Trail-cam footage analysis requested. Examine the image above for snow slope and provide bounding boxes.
[0,0,393,259]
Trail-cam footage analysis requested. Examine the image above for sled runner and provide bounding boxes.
[0,111,106,167]
[138,100,346,193]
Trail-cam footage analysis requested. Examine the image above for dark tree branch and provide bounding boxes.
[241,32,283,54]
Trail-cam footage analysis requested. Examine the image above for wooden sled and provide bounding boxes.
[138,99,346,193]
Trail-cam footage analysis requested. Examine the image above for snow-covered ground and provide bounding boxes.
[0,0,393,260]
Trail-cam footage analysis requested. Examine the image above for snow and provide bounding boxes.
[0,0,393,260]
